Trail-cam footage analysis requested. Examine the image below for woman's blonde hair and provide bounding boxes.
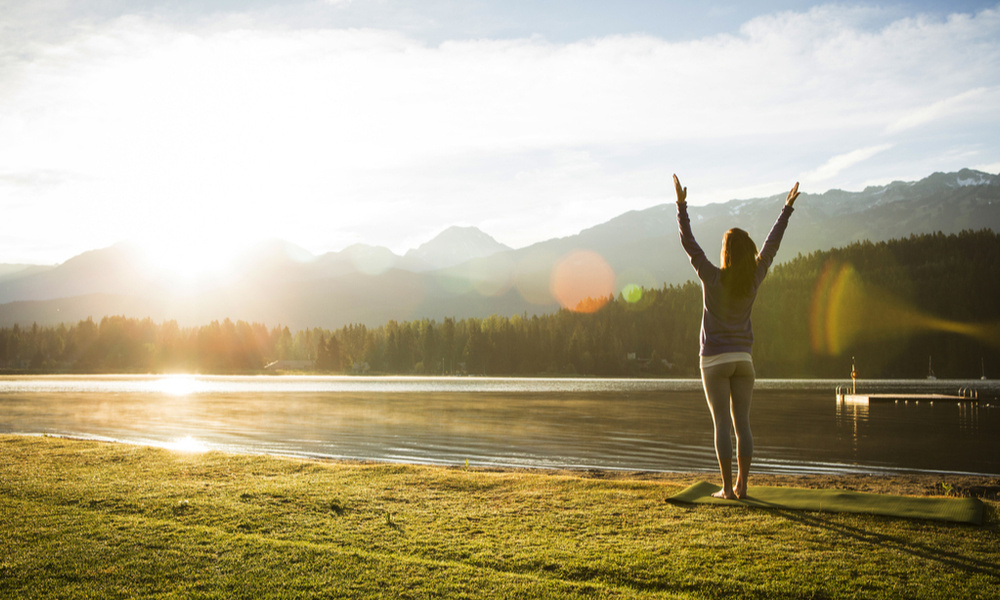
[720,228,758,297]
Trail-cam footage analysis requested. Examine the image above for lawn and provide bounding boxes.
[1,435,997,599]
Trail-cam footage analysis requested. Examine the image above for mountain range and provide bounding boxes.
[2,168,998,329]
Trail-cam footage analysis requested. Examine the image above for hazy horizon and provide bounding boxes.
[1,165,997,272]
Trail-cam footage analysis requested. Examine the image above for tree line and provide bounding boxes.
[2,229,998,379]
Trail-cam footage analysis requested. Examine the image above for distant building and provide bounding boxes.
[626,353,675,372]
[352,361,370,374]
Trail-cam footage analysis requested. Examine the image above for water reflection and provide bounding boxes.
[152,375,203,397]
[958,402,980,436]
[835,397,870,422]
[1,376,998,475]
[163,435,210,453]
[835,398,869,458]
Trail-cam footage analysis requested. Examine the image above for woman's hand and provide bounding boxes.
[673,174,687,205]
[785,182,801,207]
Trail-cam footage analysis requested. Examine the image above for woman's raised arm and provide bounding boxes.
[785,182,800,207]
[673,174,687,205]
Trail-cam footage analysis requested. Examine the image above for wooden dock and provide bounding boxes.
[836,387,980,404]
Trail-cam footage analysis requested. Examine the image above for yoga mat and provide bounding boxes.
[667,481,984,525]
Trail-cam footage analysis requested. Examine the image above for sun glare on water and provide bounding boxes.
[166,435,210,453]
[153,375,204,396]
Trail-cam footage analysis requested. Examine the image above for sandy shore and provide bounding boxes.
[27,433,1000,500]
[536,468,1000,499]
[299,450,1000,500]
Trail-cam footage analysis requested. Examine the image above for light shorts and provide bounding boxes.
[699,351,753,369]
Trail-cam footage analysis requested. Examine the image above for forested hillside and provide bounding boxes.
[2,229,997,379]
[753,228,1000,378]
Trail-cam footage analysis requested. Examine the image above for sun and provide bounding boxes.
[138,237,245,284]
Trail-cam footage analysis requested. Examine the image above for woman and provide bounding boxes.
[674,174,800,499]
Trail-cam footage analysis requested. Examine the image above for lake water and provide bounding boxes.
[1,375,998,476]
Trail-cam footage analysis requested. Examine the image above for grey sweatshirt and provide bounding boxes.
[677,202,794,357]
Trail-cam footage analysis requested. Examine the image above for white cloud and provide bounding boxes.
[1,3,999,264]
[973,161,1000,174]
[885,88,994,133]
[803,144,894,183]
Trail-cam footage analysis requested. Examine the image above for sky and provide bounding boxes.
[2,0,999,275]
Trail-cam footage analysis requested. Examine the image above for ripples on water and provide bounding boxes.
[2,375,998,476]
[0,375,706,394]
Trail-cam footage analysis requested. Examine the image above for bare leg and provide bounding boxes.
[713,454,736,499]
[735,455,751,499]
[730,361,755,500]
[702,363,737,500]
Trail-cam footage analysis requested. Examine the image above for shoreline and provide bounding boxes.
[19,433,1000,501]
[410,465,1000,501]
[2,370,998,383]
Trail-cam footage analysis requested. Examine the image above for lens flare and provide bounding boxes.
[622,283,643,304]
[550,250,615,313]
[810,259,1000,355]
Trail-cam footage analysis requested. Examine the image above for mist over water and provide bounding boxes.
[2,376,998,476]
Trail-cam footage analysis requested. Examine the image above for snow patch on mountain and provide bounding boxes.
[956,173,993,187]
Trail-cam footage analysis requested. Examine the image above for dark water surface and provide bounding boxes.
[2,376,998,475]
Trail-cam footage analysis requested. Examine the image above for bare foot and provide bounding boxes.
[712,489,737,500]
[734,481,748,499]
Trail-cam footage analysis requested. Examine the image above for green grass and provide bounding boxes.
[1,435,998,599]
